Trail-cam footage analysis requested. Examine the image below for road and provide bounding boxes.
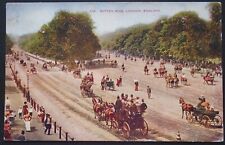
[9,45,223,141]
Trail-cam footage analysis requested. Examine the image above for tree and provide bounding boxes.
[206,2,222,57]
[21,11,101,69]
[6,34,13,54]
[100,8,222,63]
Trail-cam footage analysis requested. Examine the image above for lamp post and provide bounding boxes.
[26,69,30,89]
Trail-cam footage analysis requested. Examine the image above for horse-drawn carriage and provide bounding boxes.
[174,64,183,74]
[179,97,222,128]
[20,59,24,64]
[80,75,94,97]
[106,80,115,90]
[30,67,37,74]
[153,67,167,78]
[73,69,81,78]
[111,110,148,138]
[180,75,187,85]
[42,63,48,71]
[187,108,222,128]
[91,97,148,138]
[203,75,214,85]
[20,59,27,67]
[215,69,222,77]
[110,60,118,68]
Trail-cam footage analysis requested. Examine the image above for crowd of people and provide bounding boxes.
[4,97,33,140]
[114,93,148,116]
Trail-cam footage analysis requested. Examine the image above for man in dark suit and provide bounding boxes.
[115,96,122,113]
[140,99,147,113]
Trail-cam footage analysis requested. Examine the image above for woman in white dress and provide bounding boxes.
[24,114,31,132]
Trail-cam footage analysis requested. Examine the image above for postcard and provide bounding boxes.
[4,1,223,142]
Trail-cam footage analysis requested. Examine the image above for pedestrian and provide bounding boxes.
[26,88,30,102]
[119,76,122,86]
[24,114,31,132]
[134,80,139,91]
[147,86,152,99]
[5,97,11,110]
[176,131,181,141]
[22,102,28,115]
[130,94,134,102]
[115,96,122,113]
[29,106,33,117]
[23,85,26,98]
[4,120,12,141]
[44,114,52,135]
[101,76,105,90]
[122,64,125,71]
[16,130,26,141]
[18,107,23,119]
[140,99,147,113]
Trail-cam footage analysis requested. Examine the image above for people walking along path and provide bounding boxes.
[5,64,61,141]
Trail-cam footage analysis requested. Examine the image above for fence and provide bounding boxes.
[9,64,75,141]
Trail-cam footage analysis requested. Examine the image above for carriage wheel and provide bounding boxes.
[187,112,194,123]
[213,115,222,127]
[140,120,148,136]
[122,122,130,138]
[81,90,85,97]
[97,111,102,121]
[201,115,211,128]
[111,120,119,130]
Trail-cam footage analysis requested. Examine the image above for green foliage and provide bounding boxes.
[20,10,101,69]
[206,2,222,57]
[101,5,222,62]
[6,34,14,54]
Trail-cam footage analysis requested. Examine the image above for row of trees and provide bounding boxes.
[20,11,101,69]
[100,3,222,62]
[6,34,14,54]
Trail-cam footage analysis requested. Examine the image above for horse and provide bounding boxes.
[203,76,214,85]
[159,68,167,77]
[180,76,187,85]
[104,103,116,127]
[190,68,195,77]
[73,69,81,78]
[173,77,179,87]
[92,97,105,120]
[174,64,183,74]
[61,65,67,71]
[215,69,222,77]
[20,59,24,64]
[153,68,158,77]
[22,62,27,67]
[30,67,37,74]
[179,97,194,119]
[165,76,179,88]
[42,63,48,70]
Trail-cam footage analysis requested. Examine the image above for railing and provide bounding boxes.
[9,64,75,141]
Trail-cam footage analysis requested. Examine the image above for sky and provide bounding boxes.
[6,2,211,36]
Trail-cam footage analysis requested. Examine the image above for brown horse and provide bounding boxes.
[190,68,195,77]
[203,76,214,85]
[179,97,194,119]
[92,97,105,120]
[104,103,116,127]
